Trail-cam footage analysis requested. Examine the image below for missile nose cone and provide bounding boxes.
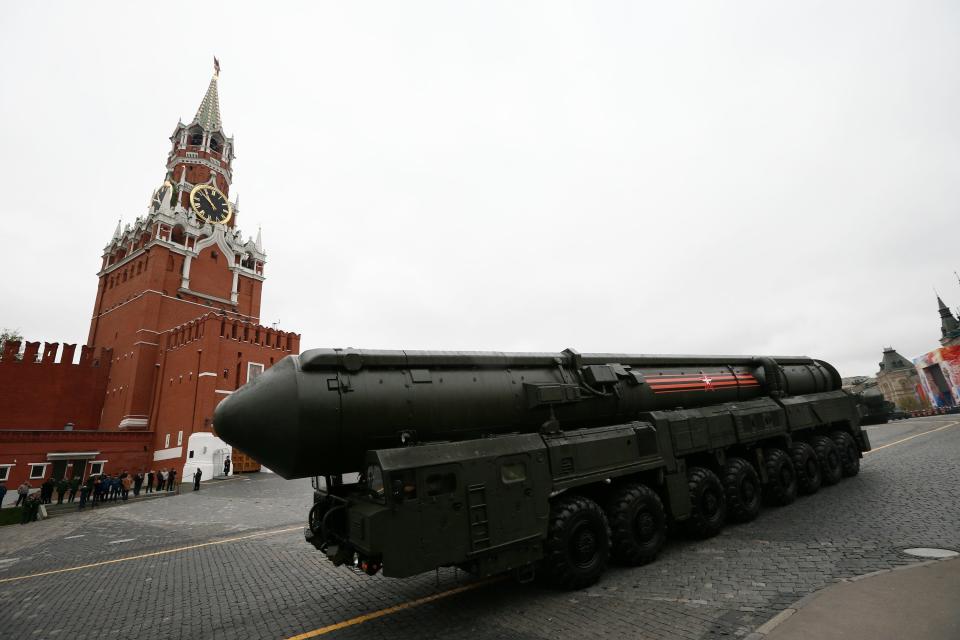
[214,355,302,479]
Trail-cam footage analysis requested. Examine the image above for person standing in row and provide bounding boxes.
[85,475,96,506]
[133,471,144,497]
[41,478,54,504]
[56,477,68,504]
[0,481,7,508]
[158,469,167,492]
[15,481,30,507]
[193,467,202,491]
[121,473,133,500]
[145,470,154,493]
[168,468,177,492]
[78,482,89,510]
[68,476,80,503]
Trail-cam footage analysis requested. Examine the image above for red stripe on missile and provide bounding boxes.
[653,385,761,394]
[649,382,759,391]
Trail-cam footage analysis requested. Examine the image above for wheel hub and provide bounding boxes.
[634,511,655,541]
[571,523,598,567]
[779,465,793,486]
[703,490,719,516]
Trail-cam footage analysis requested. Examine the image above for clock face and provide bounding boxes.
[189,184,232,224]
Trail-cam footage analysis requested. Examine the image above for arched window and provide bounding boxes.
[171,225,186,245]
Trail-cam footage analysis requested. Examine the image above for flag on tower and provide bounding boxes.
[214,56,221,76]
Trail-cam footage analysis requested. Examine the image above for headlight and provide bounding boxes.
[366,465,384,497]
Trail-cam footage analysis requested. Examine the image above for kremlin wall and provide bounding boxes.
[0,65,299,492]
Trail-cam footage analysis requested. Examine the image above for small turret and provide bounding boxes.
[937,295,960,345]
[878,347,912,372]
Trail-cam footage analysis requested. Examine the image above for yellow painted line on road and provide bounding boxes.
[866,420,960,454]
[287,576,504,639]
[0,525,302,584]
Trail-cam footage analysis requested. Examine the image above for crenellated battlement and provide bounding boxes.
[0,341,112,430]
[163,312,300,353]
[0,341,112,366]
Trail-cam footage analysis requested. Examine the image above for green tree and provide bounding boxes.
[0,328,23,360]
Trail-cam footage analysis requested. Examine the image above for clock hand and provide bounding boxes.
[202,192,216,208]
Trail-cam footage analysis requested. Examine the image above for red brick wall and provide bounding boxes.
[151,315,299,480]
[188,245,235,301]
[0,343,111,430]
[0,430,152,487]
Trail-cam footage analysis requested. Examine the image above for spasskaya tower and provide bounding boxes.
[85,59,299,472]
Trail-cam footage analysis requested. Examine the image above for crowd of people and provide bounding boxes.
[0,468,183,519]
[1,458,232,525]
[74,468,182,509]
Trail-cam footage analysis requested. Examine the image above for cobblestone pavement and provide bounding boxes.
[0,415,958,640]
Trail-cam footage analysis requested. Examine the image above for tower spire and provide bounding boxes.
[937,293,960,342]
[193,62,222,132]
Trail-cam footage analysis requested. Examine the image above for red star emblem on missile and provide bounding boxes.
[700,374,715,391]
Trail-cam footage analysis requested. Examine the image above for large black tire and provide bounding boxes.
[685,467,726,538]
[790,441,822,495]
[831,430,861,477]
[810,435,842,486]
[605,483,667,566]
[542,494,611,590]
[762,448,797,506]
[722,457,762,522]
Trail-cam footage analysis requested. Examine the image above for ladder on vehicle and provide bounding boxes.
[467,483,490,551]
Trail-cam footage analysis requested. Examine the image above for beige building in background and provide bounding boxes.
[876,347,926,411]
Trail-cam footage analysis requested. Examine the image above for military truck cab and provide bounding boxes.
[308,423,669,581]
[309,433,554,578]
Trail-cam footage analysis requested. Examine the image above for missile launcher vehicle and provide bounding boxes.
[214,348,870,589]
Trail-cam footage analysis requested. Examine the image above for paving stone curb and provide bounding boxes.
[743,556,956,638]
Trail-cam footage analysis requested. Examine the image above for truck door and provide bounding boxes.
[492,453,541,545]
[418,463,468,566]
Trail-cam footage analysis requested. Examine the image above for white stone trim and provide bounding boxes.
[153,446,183,462]
[199,372,217,377]
[194,225,235,262]
[29,462,50,479]
[177,287,235,306]
[181,253,193,289]
[0,464,13,481]
[118,417,149,430]
[214,389,234,395]
[89,460,107,475]
[133,341,159,346]
[90,289,261,324]
[46,452,99,461]
[247,362,264,383]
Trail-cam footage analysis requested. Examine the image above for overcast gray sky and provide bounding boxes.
[1,2,958,377]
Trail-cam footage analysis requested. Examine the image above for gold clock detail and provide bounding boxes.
[190,184,233,224]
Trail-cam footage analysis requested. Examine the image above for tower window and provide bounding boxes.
[210,137,222,152]
[190,133,203,145]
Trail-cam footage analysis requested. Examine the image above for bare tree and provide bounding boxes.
[0,328,23,361]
